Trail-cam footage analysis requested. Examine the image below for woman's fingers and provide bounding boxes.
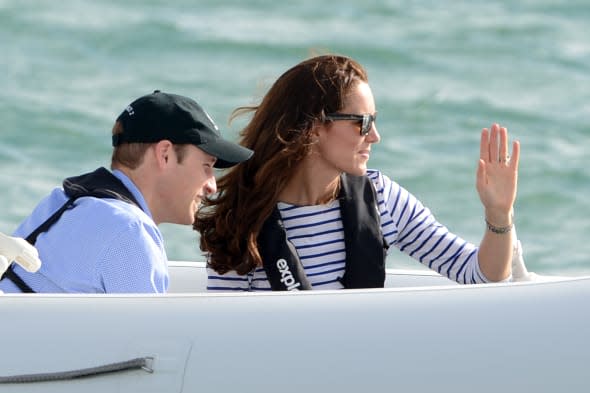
[480,123,513,165]
[479,128,489,162]
[499,126,509,164]
[509,140,520,170]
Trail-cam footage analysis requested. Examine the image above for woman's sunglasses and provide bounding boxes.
[324,113,377,136]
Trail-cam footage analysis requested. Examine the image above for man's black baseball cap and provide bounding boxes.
[113,90,253,168]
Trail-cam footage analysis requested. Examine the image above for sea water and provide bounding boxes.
[1,0,589,276]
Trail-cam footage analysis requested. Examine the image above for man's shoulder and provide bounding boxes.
[56,197,162,257]
[75,196,149,225]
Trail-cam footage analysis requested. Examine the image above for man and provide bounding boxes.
[0,90,253,293]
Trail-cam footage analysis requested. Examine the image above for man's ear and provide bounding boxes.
[153,140,174,168]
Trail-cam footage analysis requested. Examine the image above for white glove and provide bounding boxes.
[510,227,538,282]
[0,232,42,274]
[0,255,9,277]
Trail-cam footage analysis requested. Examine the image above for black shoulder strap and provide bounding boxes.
[338,173,387,288]
[258,208,312,291]
[24,167,141,245]
[1,168,141,293]
[25,198,76,245]
[2,268,35,293]
[259,173,386,290]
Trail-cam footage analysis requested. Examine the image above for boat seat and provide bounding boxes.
[166,261,458,293]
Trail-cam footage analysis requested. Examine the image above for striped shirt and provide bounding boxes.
[207,169,489,291]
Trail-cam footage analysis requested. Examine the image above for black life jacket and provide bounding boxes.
[0,167,140,293]
[258,173,388,291]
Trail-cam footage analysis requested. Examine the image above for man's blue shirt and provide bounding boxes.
[0,169,169,293]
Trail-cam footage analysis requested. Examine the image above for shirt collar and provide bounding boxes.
[111,169,154,220]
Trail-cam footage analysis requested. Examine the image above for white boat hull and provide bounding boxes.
[1,262,589,392]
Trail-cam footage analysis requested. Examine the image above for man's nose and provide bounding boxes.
[204,176,217,195]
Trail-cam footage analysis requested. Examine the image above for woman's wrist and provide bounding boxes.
[484,210,514,234]
[485,218,513,234]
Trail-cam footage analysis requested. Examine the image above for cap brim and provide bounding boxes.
[198,139,253,169]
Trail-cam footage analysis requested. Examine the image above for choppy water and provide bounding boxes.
[1,0,589,275]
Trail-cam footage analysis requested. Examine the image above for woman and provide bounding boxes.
[194,54,519,291]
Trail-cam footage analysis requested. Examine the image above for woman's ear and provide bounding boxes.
[310,120,325,141]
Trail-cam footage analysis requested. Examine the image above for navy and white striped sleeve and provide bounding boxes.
[368,170,489,284]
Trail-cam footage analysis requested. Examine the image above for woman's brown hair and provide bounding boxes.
[194,54,368,275]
